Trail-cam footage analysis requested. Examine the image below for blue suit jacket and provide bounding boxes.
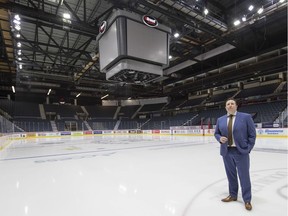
[214,112,256,156]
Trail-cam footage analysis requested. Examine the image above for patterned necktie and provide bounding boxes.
[228,115,233,146]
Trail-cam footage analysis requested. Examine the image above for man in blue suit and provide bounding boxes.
[214,98,256,211]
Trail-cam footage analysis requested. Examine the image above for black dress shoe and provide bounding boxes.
[221,195,237,202]
[245,202,252,210]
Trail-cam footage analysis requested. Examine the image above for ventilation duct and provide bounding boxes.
[97,9,171,84]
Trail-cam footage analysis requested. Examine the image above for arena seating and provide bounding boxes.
[118,105,140,118]
[85,105,117,119]
[139,103,166,113]
[209,90,238,103]
[0,82,287,132]
[179,97,206,108]
[235,83,279,99]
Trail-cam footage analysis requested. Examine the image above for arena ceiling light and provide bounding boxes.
[234,20,241,26]
[47,89,51,96]
[76,93,81,98]
[248,5,254,11]
[63,13,71,19]
[47,0,63,5]
[14,24,21,31]
[101,94,109,100]
[13,19,21,25]
[12,86,15,93]
[173,32,180,38]
[257,7,264,14]
[14,14,20,21]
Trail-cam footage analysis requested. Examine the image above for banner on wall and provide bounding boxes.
[14,134,26,138]
[115,130,129,134]
[262,122,280,128]
[170,126,201,130]
[172,129,202,135]
[160,130,170,134]
[27,133,36,137]
[102,130,113,134]
[71,132,83,136]
[7,128,288,139]
[142,130,152,134]
[257,128,287,136]
[37,133,47,137]
[60,131,71,136]
[45,132,60,136]
[128,130,141,134]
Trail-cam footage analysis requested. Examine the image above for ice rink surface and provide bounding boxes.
[0,135,287,216]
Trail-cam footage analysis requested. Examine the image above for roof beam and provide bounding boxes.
[0,2,99,36]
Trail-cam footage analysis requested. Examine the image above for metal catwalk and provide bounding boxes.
[0,135,287,216]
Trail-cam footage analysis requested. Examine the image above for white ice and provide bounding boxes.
[0,135,287,216]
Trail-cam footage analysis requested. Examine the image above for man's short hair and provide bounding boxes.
[225,98,238,106]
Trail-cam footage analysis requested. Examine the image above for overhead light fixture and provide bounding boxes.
[17,42,21,47]
[13,19,21,25]
[17,50,21,55]
[19,64,22,69]
[279,0,285,2]
[14,14,21,21]
[62,13,72,26]
[47,0,63,5]
[257,7,264,14]
[15,25,21,31]
[234,20,241,26]
[173,32,180,38]
[63,13,71,19]
[12,86,15,93]
[47,89,51,96]
[128,97,132,100]
[248,5,254,11]
[16,33,20,38]
[76,92,81,98]
[169,55,172,59]
[242,16,247,22]
[101,94,109,99]
[204,8,209,15]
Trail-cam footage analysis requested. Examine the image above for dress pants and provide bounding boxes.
[223,147,251,202]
